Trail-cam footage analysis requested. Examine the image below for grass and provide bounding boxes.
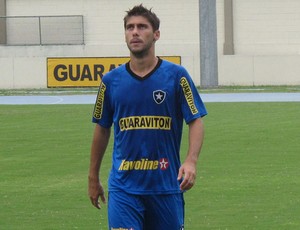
[1,85,300,96]
[200,85,300,93]
[188,103,300,229]
[0,102,299,229]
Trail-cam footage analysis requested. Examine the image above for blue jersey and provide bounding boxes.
[92,58,207,195]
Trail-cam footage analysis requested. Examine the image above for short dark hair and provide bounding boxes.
[124,4,160,31]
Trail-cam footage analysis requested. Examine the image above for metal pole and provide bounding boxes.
[0,0,7,44]
[223,0,234,55]
[39,16,42,45]
[199,0,218,87]
[81,15,85,45]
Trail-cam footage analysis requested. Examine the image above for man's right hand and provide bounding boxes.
[88,176,106,209]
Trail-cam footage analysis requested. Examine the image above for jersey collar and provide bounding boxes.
[126,57,162,81]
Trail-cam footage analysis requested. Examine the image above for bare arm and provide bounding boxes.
[178,117,205,191]
[88,124,111,209]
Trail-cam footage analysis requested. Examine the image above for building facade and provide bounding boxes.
[1,0,300,89]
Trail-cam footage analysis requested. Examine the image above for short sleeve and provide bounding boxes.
[92,80,113,128]
[178,68,207,123]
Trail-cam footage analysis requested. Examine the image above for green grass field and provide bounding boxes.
[1,102,299,229]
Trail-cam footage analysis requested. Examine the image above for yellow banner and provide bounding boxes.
[47,56,181,87]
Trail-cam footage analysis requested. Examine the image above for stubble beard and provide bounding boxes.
[128,41,153,59]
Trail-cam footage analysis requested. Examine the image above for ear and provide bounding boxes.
[153,30,160,42]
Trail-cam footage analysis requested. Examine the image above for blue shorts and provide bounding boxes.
[108,191,185,230]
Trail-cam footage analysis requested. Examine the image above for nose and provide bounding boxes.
[132,26,139,36]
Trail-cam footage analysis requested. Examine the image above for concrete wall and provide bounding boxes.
[216,0,300,85]
[0,0,200,89]
[1,0,300,89]
[219,55,300,85]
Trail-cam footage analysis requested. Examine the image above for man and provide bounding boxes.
[88,4,207,230]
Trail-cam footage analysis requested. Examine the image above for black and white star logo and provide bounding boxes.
[153,90,166,104]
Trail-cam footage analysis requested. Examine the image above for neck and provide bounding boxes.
[129,53,158,77]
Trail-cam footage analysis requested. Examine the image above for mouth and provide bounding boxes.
[130,39,142,44]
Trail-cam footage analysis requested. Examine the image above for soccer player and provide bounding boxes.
[88,4,207,230]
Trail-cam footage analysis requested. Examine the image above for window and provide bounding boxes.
[0,15,84,45]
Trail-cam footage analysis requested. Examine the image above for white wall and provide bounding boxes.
[1,0,300,89]
[0,0,201,89]
[219,55,300,85]
[216,0,300,85]
[234,0,300,55]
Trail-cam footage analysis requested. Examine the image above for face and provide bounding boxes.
[125,16,160,57]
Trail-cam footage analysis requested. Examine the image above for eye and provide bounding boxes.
[138,24,147,29]
[126,24,134,31]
